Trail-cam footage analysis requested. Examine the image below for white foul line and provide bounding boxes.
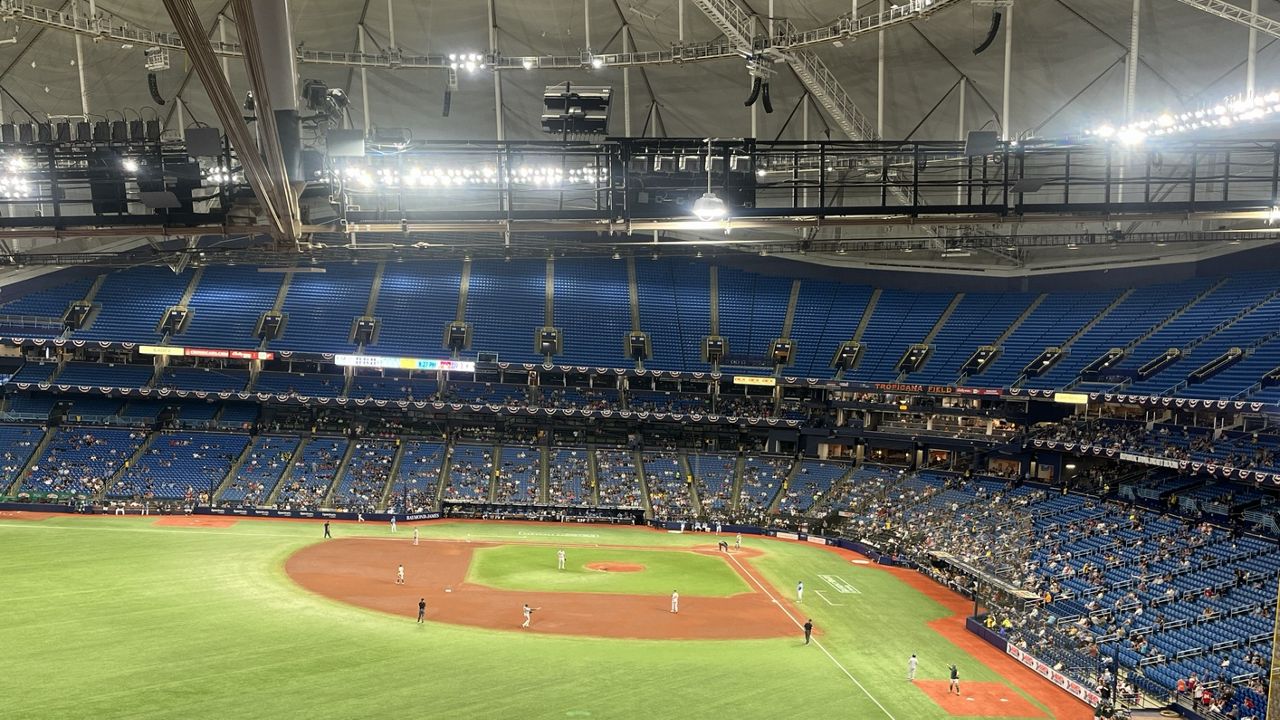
[726,553,896,720]
[814,589,843,606]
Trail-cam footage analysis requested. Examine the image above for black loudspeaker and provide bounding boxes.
[148,72,166,105]
[964,131,1000,157]
[111,121,127,142]
[442,90,452,118]
[89,150,127,214]
[76,121,91,142]
[973,10,1002,55]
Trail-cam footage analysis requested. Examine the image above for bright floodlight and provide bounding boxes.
[1268,206,1280,225]
[692,192,727,221]
[121,158,140,173]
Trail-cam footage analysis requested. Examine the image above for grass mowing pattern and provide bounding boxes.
[466,544,750,596]
[0,517,1060,719]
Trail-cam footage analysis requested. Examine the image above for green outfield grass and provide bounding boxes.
[0,516,1064,720]
[466,544,750,596]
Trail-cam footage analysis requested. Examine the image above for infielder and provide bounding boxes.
[908,654,918,681]
[734,533,742,551]
[522,603,540,628]
[390,516,398,533]
[556,549,566,570]
[670,590,679,613]
[797,580,804,603]
[413,528,419,546]
[396,564,405,585]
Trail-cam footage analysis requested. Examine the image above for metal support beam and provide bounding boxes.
[877,0,886,137]
[72,2,88,117]
[359,25,371,132]
[1001,2,1013,140]
[488,0,503,140]
[1248,0,1259,95]
[163,0,294,242]
[1125,0,1140,121]
[1171,0,1280,39]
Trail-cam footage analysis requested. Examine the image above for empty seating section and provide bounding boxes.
[596,449,641,507]
[466,260,544,364]
[394,441,444,512]
[64,396,123,419]
[975,290,1119,388]
[255,372,344,397]
[1024,279,1211,390]
[8,362,58,384]
[909,293,1035,384]
[738,456,790,518]
[777,460,846,515]
[7,395,59,417]
[217,403,260,427]
[718,268,791,366]
[77,267,192,342]
[553,258,631,367]
[160,367,248,392]
[445,443,493,502]
[628,390,709,412]
[110,431,248,500]
[272,264,376,353]
[635,261,709,371]
[14,263,1280,398]
[276,437,348,508]
[848,290,954,381]
[642,451,689,519]
[1119,274,1277,387]
[0,424,44,487]
[176,401,219,422]
[119,399,169,420]
[21,427,146,496]
[349,373,437,400]
[548,448,590,504]
[371,260,461,356]
[179,265,282,348]
[0,274,95,337]
[221,435,299,504]
[788,281,869,378]
[493,446,540,503]
[688,453,735,516]
[331,441,396,511]
[447,381,527,405]
[57,362,153,387]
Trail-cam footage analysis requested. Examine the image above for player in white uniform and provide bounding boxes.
[734,533,742,550]
[412,528,419,546]
[557,549,566,570]
[522,603,539,628]
[797,580,804,603]
[670,590,679,613]
[908,654,918,681]
[396,564,405,585]
[390,516,397,533]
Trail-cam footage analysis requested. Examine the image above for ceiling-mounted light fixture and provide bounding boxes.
[691,138,727,222]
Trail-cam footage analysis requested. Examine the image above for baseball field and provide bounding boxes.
[0,513,1091,719]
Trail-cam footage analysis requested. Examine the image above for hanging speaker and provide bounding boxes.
[148,72,166,105]
[973,10,1002,55]
[442,89,452,118]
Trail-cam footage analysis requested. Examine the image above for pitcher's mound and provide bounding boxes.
[914,680,1045,717]
[584,562,645,573]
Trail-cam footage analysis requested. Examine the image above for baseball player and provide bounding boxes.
[417,598,426,623]
[390,516,398,533]
[797,580,804,603]
[908,654,918,681]
[557,549,566,570]
[734,533,742,551]
[396,564,405,585]
[948,664,960,694]
[323,521,331,539]
[803,619,813,645]
[413,528,419,546]
[522,603,540,628]
[670,590,679,613]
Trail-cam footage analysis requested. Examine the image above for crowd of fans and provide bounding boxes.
[444,446,494,502]
[276,438,346,510]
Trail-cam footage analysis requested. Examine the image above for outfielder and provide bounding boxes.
[797,580,804,603]
[413,528,419,546]
[908,654,918,681]
[557,549,566,570]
